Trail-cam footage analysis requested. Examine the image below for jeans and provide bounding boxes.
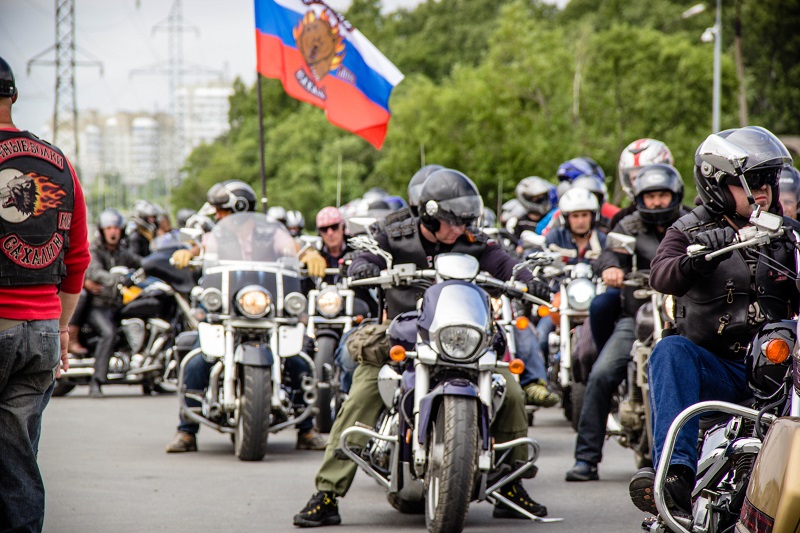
[334,330,358,394]
[589,288,621,353]
[516,324,546,386]
[86,307,116,383]
[574,316,635,465]
[536,315,554,362]
[649,336,748,473]
[0,320,60,533]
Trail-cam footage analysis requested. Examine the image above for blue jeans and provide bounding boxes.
[334,330,358,394]
[574,316,635,465]
[536,315,554,361]
[589,288,621,353]
[516,324,546,386]
[649,336,748,473]
[0,320,60,533]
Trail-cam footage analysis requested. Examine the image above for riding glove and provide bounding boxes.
[301,249,328,278]
[171,249,195,269]
[688,226,736,275]
[527,278,552,301]
[350,262,381,280]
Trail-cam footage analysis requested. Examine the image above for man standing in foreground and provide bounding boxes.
[0,57,91,532]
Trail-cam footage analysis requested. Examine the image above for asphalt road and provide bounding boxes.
[39,385,648,532]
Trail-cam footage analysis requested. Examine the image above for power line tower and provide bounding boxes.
[28,0,103,163]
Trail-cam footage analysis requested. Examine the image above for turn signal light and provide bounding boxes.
[508,358,525,375]
[515,316,530,330]
[764,338,790,364]
[354,315,364,325]
[536,305,550,318]
[389,345,407,362]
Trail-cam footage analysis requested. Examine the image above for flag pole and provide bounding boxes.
[336,154,342,207]
[256,73,268,214]
[496,176,503,226]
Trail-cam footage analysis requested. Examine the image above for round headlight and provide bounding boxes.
[200,288,223,312]
[236,285,272,318]
[284,292,308,316]
[437,326,483,361]
[317,288,343,318]
[566,278,596,311]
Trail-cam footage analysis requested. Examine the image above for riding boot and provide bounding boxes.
[68,324,89,355]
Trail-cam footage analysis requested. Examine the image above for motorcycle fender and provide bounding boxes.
[234,342,274,367]
[278,323,305,357]
[197,323,225,358]
[417,379,481,446]
[314,328,341,342]
[741,417,800,532]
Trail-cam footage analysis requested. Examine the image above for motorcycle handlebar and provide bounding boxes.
[686,228,784,261]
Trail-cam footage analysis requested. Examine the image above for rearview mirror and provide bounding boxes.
[520,230,546,249]
[606,232,636,255]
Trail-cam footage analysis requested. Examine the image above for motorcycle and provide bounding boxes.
[176,212,316,461]
[645,204,800,533]
[336,250,560,532]
[53,243,197,397]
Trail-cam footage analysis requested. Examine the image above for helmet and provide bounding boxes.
[362,187,389,202]
[779,166,800,201]
[633,164,684,226]
[515,176,557,216]
[267,205,287,223]
[557,187,599,232]
[578,156,605,181]
[619,139,675,200]
[418,169,484,231]
[185,214,215,233]
[694,126,792,216]
[408,164,445,211]
[479,207,497,228]
[206,180,257,213]
[0,57,17,99]
[556,180,572,199]
[316,206,343,229]
[557,157,596,182]
[176,208,195,227]
[98,208,125,229]
[571,174,608,206]
[286,210,305,229]
[132,199,157,220]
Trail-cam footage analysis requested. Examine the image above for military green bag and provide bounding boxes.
[345,322,391,367]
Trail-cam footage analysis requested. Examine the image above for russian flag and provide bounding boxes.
[255,0,404,149]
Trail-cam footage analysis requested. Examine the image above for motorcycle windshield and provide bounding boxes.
[202,213,299,273]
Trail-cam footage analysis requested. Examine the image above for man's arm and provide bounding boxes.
[649,227,697,297]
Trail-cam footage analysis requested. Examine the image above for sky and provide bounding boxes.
[0,0,423,133]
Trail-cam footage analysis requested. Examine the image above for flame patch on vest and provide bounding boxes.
[1,233,64,269]
[0,169,67,223]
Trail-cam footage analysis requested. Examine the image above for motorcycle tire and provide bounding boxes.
[234,365,272,462]
[314,336,339,434]
[570,382,586,432]
[52,380,76,397]
[424,396,478,533]
[387,492,424,514]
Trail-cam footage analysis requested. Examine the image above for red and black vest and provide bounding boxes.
[0,130,75,286]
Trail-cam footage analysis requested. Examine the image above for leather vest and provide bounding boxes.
[618,211,667,316]
[672,206,797,359]
[0,131,75,286]
[380,208,488,319]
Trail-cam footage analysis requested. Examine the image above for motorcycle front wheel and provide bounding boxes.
[424,396,478,533]
[234,365,272,461]
[314,336,339,434]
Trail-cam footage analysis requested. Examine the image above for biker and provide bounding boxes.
[287,210,306,237]
[176,208,196,228]
[268,205,288,227]
[165,180,328,453]
[407,164,444,216]
[293,169,553,527]
[778,165,800,220]
[315,206,351,284]
[506,176,558,240]
[538,157,605,232]
[84,208,142,398]
[629,126,799,516]
[126,199,158,257]
[566,163,687,482]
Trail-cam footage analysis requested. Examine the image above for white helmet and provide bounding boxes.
[558,187,599,231]
[618,138,674,200]
[515,176,557,216]
[571,174,608,206]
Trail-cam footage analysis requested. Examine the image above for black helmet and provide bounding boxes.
[779,166,800,201]
[0,57,17,99]
[694,126,792,216]
[408,164,444,213]
[206,180,256,213]
[418,169,484,231]
[176,208,195,227]
[634,164,684,226]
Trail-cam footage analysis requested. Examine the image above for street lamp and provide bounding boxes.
[682,0,722,133]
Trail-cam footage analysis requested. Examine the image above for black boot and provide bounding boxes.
[293,491,341,527]
[630,465,694,516]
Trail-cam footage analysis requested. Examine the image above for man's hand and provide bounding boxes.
[301,249,327,278]
[84,279,103,295]
[602,267,625,288]
[57,326,69,378]
[527,278,552,301]
[350,262,381,280]
[171,249,195,269]
[689,226,736,274]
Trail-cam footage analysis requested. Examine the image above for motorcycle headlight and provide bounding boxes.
[284,292,308,316]
[317,288,343,318]
[200,288,223,312]
[236,285,272,318]
[436,326,484,361]
[566,278,596,311]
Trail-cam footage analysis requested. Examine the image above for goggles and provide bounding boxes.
[725,167,781,190]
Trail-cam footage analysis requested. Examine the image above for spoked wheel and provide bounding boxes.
[424,396,478,533]
[234,365,272,461]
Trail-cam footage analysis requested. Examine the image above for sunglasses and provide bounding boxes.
[319,223,342,233]
[725,168,780,190]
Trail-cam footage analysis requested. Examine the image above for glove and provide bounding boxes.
[350,262,381,280]
[527,278,552,301]
[301,249,327,278]
[171,249,195,269]
[689,226,737,274]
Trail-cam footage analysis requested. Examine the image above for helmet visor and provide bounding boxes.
[435,195,484,226]
[725,167,782,190]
